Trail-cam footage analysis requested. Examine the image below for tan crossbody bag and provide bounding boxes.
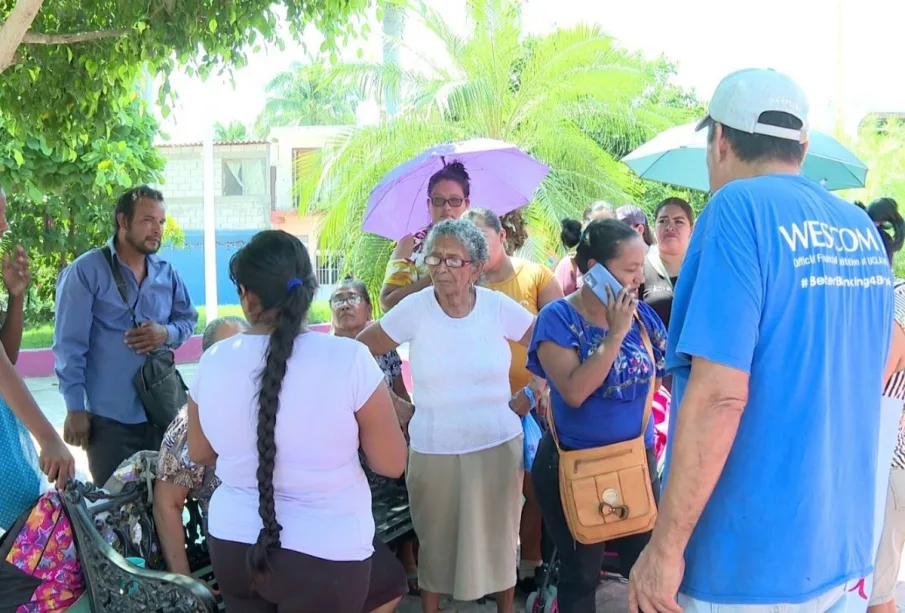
[548,314,658,545]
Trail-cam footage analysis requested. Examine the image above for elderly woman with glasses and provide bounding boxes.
[358,218,535,613]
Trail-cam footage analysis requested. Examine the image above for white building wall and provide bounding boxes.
[268,126,352,213]
[156,143,272,231]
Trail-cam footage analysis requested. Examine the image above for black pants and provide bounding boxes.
[209,535,407,613]
[86,415,163,486]
[532,431,660,613]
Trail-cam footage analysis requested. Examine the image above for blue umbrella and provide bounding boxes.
[622,122,867,192]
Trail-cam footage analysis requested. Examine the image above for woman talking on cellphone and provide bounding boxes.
[526,219,667,612]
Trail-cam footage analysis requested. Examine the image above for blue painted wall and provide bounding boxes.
[159,230,256,306]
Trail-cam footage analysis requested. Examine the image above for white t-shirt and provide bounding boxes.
[190,332,383,562]
[381,286,534,455]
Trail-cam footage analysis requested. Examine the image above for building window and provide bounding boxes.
[315,250,343,287]
[223,159,267,196]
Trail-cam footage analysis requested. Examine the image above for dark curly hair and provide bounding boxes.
[464,207,528,255]
[500,210,528,254]
[228,230,318,581]
[428,161,470,198]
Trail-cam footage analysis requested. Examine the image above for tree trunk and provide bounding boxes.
[381,4,404,119]
[0,0,45,73]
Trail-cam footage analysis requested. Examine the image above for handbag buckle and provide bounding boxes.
[599,502,629,520]
[600,488,629,520]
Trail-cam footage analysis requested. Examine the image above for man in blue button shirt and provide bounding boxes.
[53,185,198,485]
[628,69,892,613]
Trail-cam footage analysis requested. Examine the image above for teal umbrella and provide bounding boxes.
[622,122,868,192]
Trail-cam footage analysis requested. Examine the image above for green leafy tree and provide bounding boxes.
[296,0,701,297]
[0,1,373,151]
[0,0,368,321]
[214,120,250,142]
[254,58,359,138]
[0,99,185,324]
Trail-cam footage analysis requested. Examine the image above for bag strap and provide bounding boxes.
[636,313,657,439]
[547,311,658,451]
[101,245,138,328]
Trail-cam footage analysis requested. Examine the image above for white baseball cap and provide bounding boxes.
[696,68,810,143]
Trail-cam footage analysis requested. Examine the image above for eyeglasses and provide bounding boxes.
[430,196,465,209]
[424,255,472,269]
[331,294,364,309]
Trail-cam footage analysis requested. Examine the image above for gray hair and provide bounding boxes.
[425,219,489,265]
[201,316,248,351]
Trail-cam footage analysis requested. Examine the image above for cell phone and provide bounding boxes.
[583,263,623,305]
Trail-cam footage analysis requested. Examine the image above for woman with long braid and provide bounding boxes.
[187,230,408,612]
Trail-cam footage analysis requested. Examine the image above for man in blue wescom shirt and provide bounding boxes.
[53,185,198,485]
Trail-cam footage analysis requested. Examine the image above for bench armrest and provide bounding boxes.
[63,481,218,613]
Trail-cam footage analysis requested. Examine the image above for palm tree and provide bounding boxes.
[213,120,249,142]
[296,0,701,298]
[254,59,360,138]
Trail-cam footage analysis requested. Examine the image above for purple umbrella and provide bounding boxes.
[363,138,550,241]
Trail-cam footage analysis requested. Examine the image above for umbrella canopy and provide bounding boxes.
[622,122,867,192]
[364,138,550,241]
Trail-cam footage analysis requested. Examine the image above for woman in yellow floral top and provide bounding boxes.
[379,162,472,311]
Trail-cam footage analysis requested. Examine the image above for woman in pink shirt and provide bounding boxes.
[553,201,615,295]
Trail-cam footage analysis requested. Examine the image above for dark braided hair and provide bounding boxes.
[228,230,317,579]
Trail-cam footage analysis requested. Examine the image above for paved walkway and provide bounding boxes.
[23,368,905,610]
[395,579,628,612]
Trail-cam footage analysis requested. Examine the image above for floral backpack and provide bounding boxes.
[0,492,85,612]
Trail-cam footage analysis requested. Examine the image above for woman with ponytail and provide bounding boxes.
[553,201,615,295]
[187,230,408,612]
[861,198,905,613]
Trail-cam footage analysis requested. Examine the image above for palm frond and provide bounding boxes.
[293,0,701,288]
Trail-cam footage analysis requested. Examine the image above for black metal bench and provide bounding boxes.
[63,477,414,613]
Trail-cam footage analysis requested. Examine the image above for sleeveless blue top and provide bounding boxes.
[0,395,42,531]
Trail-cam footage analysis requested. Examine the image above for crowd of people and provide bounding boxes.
[0,66,904,613]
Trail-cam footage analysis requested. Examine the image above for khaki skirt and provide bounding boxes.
[406,436,524,601]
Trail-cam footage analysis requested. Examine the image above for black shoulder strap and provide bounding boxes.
[101,245,138,327]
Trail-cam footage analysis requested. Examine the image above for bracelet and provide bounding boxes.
[523,386,537,409]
